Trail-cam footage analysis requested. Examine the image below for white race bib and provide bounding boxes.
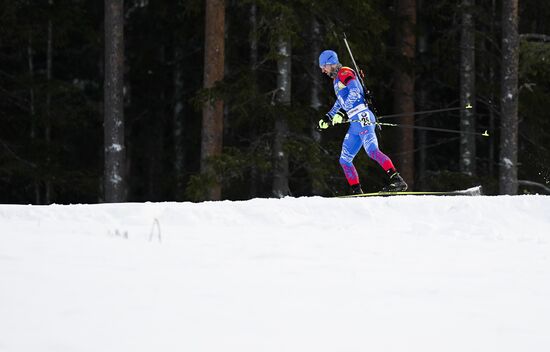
[347,104,368,118]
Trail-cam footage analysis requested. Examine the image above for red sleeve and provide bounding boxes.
[337,67,356,86]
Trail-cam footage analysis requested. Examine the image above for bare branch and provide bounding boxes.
[518,180,550,194]
[0,139,37,168]
[520,33,550,42]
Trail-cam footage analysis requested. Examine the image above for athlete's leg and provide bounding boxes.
[339,131,363,185]
[358,110,397,173]
[345,109,407,191]
[361,131,396,173]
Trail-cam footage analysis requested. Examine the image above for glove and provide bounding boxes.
[318,109,348,130]
[318,115,331,130]
[332,110,347,125]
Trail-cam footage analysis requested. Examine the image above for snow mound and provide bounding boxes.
[1,196,550,352]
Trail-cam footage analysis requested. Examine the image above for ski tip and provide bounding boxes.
[461,185,483,196]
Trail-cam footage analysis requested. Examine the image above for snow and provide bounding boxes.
[106,143,123,152]
[503,157,514,168]
[1,195,550,352]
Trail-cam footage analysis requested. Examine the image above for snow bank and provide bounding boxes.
[1,196,549,352]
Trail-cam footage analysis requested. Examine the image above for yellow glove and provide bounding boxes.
[318,117,330,129]
[318,110,347,131]
[332,110,346,125]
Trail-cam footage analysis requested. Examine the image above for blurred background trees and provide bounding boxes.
[1,0,549,203]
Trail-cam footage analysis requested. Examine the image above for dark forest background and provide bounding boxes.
[1,0,549,204]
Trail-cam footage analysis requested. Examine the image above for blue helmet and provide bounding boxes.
[318,50,339,67]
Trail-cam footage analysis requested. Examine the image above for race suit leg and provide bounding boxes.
[339,128,363,186]
[358,111,396,172]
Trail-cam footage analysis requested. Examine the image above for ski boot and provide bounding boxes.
[351,183,364,195]
[382,172,408,192]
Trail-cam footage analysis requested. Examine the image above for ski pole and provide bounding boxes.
[373,121,489,137]
[377,104,473,120]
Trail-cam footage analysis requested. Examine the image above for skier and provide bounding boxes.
[318,49,407,194]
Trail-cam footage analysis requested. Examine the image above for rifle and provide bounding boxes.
[342,33,382,131]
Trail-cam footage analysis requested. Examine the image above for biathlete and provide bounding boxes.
[318,49,407,194]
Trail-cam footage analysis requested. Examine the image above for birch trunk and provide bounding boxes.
[488,0,497,177]
[104,0,127,202]
[272,35,291,198]
[499,0,519,194]
[310,17,322,195]
[460,0,477,176]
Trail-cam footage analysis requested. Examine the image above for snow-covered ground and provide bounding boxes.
[1,195,550,352]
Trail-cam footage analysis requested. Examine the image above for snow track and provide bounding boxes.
[1,196,549,352]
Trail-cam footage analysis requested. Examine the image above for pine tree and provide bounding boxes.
[104,0,127,202]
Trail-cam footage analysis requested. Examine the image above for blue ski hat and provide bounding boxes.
[318,50,339,67]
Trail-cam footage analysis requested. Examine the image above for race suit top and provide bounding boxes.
[327,66,369,122]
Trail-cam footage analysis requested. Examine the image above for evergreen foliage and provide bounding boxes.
[0,0,549,203]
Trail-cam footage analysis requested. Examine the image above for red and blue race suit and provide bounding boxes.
[327,67,395,185]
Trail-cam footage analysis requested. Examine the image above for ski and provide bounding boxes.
[339,185,482,198]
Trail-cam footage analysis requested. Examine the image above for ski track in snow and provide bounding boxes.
[1,195,549,352]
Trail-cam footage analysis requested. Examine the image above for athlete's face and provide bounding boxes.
[320,64,338,78]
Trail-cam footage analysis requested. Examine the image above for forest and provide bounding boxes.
[1,0,549,204]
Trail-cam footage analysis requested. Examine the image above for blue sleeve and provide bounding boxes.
[327,100,342,119]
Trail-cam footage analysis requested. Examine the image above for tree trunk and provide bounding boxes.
[417,0,428,190]
[201,0,225,201]
[272,35,291,198]
[459,0,476,176]
[104,0,127,202]
[250,3,258,70]
[27,33,40,205]
[393,0,416,189]
[249,2,259,198]
[310,17,322,195]
[417,90,428,190]
[499,0,519,194]
[488,0,497,178]
[148,45,166,201]
[45,0,54,203]
[173,46,185,200]
[310,18,322,138]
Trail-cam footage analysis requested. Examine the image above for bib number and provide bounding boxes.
[359,112,371,127]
